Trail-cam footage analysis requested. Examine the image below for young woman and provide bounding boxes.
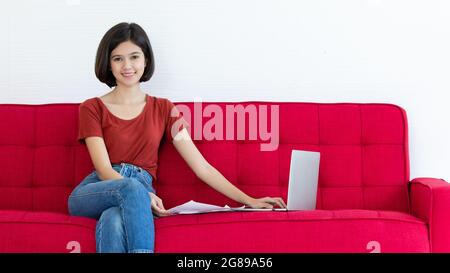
[68,22,286,253]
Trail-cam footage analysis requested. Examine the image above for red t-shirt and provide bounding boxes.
[77,94,186,180]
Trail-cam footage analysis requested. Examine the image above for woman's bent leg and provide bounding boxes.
[96,207,126,253]
[68,178,154,253]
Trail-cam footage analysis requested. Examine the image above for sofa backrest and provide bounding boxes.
[0,103,87,213]
[0,102,410,214]
[157,102,410,213]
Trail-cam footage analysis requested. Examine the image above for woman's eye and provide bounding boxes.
[113,58,121,62]
[131,55,139,59]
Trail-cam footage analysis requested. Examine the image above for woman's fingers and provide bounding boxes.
[157,199,166,211]
[149,192,171,216]
[153,199,171,216]
[278,197,287,208]
[152,204,170,216]
[274,197,287,208]
[264,197,287,208]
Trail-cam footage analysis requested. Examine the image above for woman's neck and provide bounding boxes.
[110,85,145,105]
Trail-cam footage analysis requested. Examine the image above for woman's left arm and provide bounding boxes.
[172,128,286,209]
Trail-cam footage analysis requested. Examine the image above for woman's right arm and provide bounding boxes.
[85,136,123,181]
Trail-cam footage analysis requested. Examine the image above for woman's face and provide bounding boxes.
[110,40,147,88]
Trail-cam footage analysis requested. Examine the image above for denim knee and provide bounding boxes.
[119,178,150,200]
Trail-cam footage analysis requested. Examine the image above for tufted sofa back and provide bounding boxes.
[0,102,410,214]
[157,102,410,212]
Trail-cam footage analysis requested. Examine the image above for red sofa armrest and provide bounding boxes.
[410,177,450,252]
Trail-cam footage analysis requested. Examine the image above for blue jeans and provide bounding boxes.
[68,162,156,253]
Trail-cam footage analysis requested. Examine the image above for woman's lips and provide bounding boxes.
[122,72,135,77]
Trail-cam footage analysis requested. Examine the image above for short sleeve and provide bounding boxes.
[164,99,189,141]
[78,101,103,144]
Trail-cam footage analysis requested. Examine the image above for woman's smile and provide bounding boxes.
[121,71,136,78]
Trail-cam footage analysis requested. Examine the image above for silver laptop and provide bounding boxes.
[242,150,320,211]
[286,150,320,210]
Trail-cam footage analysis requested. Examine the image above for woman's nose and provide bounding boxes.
[123,58,132,68]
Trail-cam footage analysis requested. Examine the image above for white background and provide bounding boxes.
[0,0,449,180]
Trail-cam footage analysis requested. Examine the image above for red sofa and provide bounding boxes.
[0,101,448,253]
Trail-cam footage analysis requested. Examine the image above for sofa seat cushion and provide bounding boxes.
[0,210,96,253]
[154,210,430,253]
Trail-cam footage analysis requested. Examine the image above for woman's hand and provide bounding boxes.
[149,192,172,217]
[245,197,287,209]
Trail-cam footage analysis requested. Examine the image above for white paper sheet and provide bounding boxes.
[168,200,245,214]
[168,200,287,214]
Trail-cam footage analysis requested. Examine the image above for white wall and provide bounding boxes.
[0,0,449,180]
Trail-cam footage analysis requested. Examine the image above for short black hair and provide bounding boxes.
[95,22,155,88]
